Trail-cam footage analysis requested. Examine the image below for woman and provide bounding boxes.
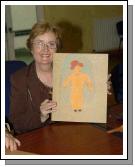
[9,22,61,134]
[9,22,111,135]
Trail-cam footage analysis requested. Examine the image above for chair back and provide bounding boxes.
[5,60,27,118]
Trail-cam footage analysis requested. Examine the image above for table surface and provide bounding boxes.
[16,124,122,155]
[5,149,37,155]
[9,104,123,155]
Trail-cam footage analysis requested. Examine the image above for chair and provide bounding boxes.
[5,60,27,118]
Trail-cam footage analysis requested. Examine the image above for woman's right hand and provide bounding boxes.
[40,99,57,122]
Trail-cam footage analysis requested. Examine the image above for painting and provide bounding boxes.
[52,53,108,123]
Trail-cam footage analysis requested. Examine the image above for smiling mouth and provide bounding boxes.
[40,55,51,63]
[41,54,50,58]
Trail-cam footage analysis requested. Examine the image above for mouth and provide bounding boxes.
[41,54,51,59]
[40,54,52,63]
[41,54,50,57]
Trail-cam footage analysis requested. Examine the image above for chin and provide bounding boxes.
[41,60,52,65]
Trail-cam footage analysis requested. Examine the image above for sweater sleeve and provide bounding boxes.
[9,72,44,134]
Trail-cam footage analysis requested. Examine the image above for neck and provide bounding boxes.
[35,63,52,73]
[35,63,53,87]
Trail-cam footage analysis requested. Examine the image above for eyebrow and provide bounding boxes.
[34,40,56,43]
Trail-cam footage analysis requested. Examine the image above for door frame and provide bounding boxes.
[5,5,15,60]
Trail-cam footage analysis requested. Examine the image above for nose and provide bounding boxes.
[41,44,50,52]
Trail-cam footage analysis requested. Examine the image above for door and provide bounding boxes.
[5,5,45,61]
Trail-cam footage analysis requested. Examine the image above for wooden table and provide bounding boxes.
[5,149,37,155]
[16,121,123,155]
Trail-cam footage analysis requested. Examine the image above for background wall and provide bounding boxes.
[6,5,123,64]
[44,5,123,52]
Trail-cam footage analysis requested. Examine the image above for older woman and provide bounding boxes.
[9,22,112,136]
[9,22,61,134]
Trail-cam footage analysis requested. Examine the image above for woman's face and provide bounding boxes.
[32,31,57,65]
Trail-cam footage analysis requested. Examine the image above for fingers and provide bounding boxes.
[41,100,57,108]
[9,139,17,152]
[107,91,112,95]
[5,136,10,149]
[107,74,112,95]
[41,99,50,105]
[107,85,112,95]
[45,102,57,110]
[41,106,57,115]
[107,74,112,85]
[40,102,57,111]
[15,138,21,147]
[40,99,57,116]
[5,134,21,152]
[108,73,112,80]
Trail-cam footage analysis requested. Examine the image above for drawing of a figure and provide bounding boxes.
[63,60,93,112]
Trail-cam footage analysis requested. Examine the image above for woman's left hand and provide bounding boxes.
[107,74,112,95]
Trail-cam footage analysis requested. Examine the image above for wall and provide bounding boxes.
[44,5,123,52]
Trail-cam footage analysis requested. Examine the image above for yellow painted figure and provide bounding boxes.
[63,60,93,112]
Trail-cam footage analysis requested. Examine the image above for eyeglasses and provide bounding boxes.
[32,40,57,50]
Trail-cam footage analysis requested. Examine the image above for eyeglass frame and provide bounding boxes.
[32,40,57,50]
